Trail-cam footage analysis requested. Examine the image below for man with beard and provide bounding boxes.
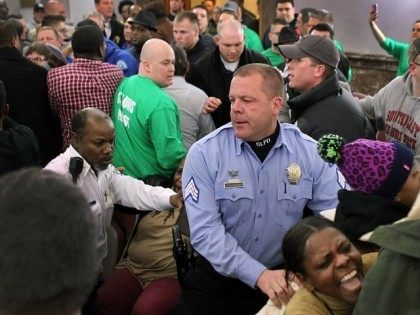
[127,10,158,61]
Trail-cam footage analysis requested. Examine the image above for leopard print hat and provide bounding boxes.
[317,134,414,199]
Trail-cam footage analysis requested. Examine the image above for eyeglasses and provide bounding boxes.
[411,61,420,67]
[27,56,46,63]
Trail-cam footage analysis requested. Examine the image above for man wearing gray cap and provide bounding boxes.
[278,35,374,142]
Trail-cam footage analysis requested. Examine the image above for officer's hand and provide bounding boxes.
[170,191,184,209]
[257,269,296,308]
[203,97,222,113]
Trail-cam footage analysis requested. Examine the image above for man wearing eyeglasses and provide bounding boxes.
[359,38,420,167]
[261,17,287,67]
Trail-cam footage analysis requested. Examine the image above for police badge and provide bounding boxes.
[286,163,301,185]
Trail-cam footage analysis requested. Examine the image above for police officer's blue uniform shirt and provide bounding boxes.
[105,38,138,77]
[182,123,347,288]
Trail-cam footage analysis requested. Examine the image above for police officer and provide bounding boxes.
[178,63,347,314]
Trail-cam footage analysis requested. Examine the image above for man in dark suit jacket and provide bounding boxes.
[95,0,125,47]
[186,19,268,127]
[0,21,61,165]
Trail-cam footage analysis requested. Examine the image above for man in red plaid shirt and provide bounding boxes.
[47,25,124,150]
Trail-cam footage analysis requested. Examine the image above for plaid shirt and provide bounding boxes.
[47,58,124,149]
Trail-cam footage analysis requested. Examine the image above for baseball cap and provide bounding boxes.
[278,35,339,68]
[221,1,238,13]
[34,3,44,12]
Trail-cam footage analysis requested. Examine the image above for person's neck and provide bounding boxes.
[188,39,199,51]
[100,13,111,23]
[171,9,182,16]
[74,54,102,61]
[270,45,279,54]
[412,77,420,97]
[300,79,323,94]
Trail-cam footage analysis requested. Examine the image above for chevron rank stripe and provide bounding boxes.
[185,177,199,203]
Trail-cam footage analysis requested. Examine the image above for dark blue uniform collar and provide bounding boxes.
[234,122,295,155]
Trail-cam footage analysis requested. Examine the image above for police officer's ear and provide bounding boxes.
[272,96,283,116]
[72,131,82,149]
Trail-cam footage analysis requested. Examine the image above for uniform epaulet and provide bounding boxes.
[281,123,317,144]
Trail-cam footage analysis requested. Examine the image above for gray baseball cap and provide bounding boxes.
[278,35,339,68]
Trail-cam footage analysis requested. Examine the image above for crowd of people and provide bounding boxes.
[0,0,419,314]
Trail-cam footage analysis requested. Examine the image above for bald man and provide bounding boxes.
[186,19,268,127]
[44,1,65,16]
[112,39,186,183]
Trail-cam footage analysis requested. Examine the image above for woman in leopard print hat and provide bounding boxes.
[317,134,419,240]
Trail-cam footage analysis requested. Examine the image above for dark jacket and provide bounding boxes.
[241,9,259,33]
[334,189,410,241]
[354,220,420,314]
[110,19,125,48]
[288,74,375,142]
[200,32,216,51]
[186,36,213,65]
[0,116,39,175]
[0,47,61,165]
[186,47,268,127]
[338,51,350,80]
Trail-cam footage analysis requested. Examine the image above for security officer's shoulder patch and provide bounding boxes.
[116,59,128,70]
[185,177,199,203]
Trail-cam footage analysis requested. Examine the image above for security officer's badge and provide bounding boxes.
[224,170,244,188]
[287,163,301,185]
[114,35,121,45]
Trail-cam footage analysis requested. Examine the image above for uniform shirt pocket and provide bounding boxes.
[277,179,313,223]
[215,186,254,230]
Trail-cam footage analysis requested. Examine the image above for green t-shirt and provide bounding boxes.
[381,37,409,76]
[112,75,186,180]
[261,48,285,67]
[243,25,264,53]
[334,39,345,52]
[334,40,353,82]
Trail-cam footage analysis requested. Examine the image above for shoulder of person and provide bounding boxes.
[190,124,233,149]
[245,48,269,63]
[281,123,317,145]
[285,288,328,315]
